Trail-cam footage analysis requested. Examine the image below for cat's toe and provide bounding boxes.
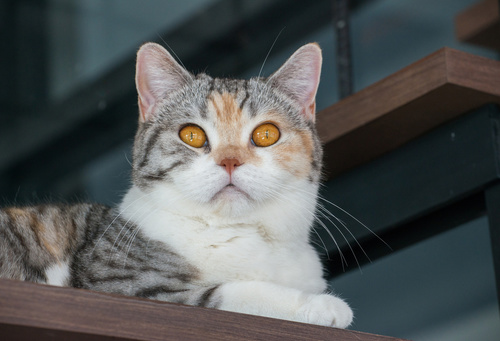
[298,294,353,328]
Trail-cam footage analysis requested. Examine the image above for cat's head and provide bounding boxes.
[132,42,323,219]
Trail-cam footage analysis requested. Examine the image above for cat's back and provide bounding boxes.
[0,203,111,283]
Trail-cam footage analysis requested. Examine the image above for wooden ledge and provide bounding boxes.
[455,0,500,51]
[317,47,500,178]
[0,279,407,341]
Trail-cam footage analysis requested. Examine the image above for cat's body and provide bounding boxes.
[0,43,353,328]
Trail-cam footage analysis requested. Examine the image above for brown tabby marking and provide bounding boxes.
[211,92,242,127]
[209,92,263,167]
[275,144,311,178]
[268,121,314,178]
[4,207,57,260]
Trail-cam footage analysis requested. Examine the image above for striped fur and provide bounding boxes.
[0,204,210,304]
[0,42,353,328]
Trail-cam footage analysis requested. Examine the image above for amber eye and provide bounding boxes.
[252,123,280,147]
[179,125,207,148]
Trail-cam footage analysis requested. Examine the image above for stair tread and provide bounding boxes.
[317,47,500,178]
[455,0,500,51]
[0,278,408,341]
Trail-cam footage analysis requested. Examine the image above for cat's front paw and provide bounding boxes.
[297,294,353,328]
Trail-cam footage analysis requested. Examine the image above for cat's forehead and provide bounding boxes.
[204,77,285,119]
[205,90,252,147]
[164,74,301,131]
[208,91,243,124]
[211,78,248,95]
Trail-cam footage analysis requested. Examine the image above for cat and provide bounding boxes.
[0,42,353,328]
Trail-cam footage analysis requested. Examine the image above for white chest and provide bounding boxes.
[141,212,326,294]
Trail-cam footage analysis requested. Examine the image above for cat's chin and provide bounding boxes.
[210,185,253,217]
[214,184,249,198]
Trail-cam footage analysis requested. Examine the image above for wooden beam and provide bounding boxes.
[317,47,500,178]
[455,0,500,51]
[0,279,407,341]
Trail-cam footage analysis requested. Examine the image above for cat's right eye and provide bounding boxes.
[252,123,280,147]
[179,125,207,148]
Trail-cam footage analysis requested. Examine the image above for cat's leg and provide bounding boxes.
[201,281,353,328]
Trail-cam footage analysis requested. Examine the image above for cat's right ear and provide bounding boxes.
[267,43,322,122]
[135,43,192,122]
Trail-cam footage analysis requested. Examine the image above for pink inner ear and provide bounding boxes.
[269,43,322,122]
[297,46,322,120]
[136,48,158,122]
[304,101,316,122]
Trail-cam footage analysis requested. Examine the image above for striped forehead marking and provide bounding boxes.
[210,92,243,126]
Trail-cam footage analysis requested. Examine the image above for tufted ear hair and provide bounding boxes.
[268,43,322,122]
[135,42,192,122]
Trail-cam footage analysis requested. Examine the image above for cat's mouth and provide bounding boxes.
[213,183,250,201]
[222,183,241,192]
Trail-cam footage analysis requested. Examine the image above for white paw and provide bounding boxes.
[297,294,353,328]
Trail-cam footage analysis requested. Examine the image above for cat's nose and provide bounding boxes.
[219,158,241,175]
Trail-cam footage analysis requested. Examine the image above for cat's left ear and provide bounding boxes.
[268,43,322,122]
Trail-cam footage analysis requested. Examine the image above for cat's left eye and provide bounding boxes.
[179,125,207,148]
[252,123,280,147]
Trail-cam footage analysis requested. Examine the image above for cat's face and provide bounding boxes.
[132,43,323,218]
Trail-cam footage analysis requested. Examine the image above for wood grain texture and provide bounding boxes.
[0,279,407,341]
[317,47,500,178]
[455,0,500,51]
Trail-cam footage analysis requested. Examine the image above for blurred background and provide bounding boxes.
[1,0,499,339]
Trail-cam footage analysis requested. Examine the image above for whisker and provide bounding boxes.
[122,207,160,268]
[90,191,149,256]
[318,196,393,251]
[317,204,372,264]
[109,197,152,263]
[145,237,153,258]
[316,207,362,272]
[258,27,285,79]
[124,152,134,168]
[279,181,391,252]
[124,153,167,180]
[313,216,348,270]
[115,200,153,252]
[308,230,329,254]
[156,33,189,73]
[122,225,143,268]
[132,166,169,180]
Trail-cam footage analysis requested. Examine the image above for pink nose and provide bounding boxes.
[219,158,241,175]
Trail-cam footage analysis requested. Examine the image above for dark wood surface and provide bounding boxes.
[455,0,500,51]
[317,47,500,178]
[0,278,408,341]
